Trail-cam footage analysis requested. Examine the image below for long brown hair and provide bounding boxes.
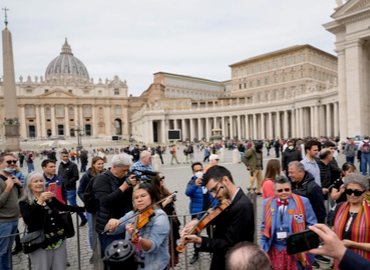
[263,159,281,182]
[90,156,104,177]
[151,172,170,200]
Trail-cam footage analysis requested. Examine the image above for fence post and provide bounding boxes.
[252,188,257,244]
[8,236,12,270]
[76,212,81,270]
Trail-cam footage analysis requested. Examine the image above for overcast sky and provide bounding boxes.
[1,0,337,96]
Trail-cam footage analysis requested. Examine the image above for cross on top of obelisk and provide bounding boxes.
[2,7,9,28]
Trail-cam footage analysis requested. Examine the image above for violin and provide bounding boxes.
[177,199,231,253]
[131,208,155,242]
[102,191,177,234]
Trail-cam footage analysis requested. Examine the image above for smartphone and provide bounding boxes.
[286,229,320,255]
[48,182,57,195]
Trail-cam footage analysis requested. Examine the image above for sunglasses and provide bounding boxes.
[6,160,17,165]
[345,189,365,197]
[160,176,165,181]
[277,188,291,193]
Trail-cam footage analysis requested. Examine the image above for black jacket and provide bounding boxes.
[292,171,326,223]
[281,149,302,171]
[131,148,140,162]
[93,170,133,233]
[199,189,254,270]
[80,152,88,164]
[58,161,79,190]
[329,158,342,185]
[19,197,84,234]
[47,151,57,161]
[316,159,332,189]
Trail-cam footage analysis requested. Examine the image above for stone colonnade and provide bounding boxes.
[138,101,339,143]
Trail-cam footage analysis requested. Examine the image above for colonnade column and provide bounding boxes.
[182,119,187,141]
[64,105,70,137]
[299,108,304,138]
[230,116,234,140]
[41,105,46,138]
[253,114,257,139]
[35,105,41,138]
[326,104,331,137]
[276,112,281,138]
[221,116,225,140]
[92,105,97,137]
[261,113,265,140]
[74,105,78,125]
[291,109,296,138]
[284,111,288,139]
[105,105,111,135]
[334,102,339,137]
[79,105,83,128]
[148,120,153,143]
[310,106,314,137]
[20,105,27,138]
[206,118,210,141]
[314,105,320,137]
[51,105,56,136]
[174,119,178,130]
[245,115,249,140]
[268,113,273,139]
[214,117,217,129]
[161,119,166,143]
[198,119,202,140]
[237,115,241,140]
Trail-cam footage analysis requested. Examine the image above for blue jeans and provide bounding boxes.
[67,190,86,221]
[361,153,370,176]
[80,163,87,172]
[87,213,93,250]
[0,220,18,270]
[346,156,355,164]
[239,152,244,162]
[27,162,34,173]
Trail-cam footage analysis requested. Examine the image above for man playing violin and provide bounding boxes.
[181,166,255,270]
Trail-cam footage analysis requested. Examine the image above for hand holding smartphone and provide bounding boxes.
[286,229,320,255]
[47,182,57,196]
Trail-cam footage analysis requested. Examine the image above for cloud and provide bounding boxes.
[1,0,336,96]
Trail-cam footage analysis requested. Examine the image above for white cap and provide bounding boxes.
[209,154,219,161]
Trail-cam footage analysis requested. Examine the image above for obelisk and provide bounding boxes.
[2,7,20,151]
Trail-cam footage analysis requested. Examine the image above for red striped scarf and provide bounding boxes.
[333,201,370,270]
[262,194,311,269]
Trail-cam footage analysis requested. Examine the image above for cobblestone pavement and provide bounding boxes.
[11,146,347,269]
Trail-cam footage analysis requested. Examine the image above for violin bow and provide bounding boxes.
[102,191,178,234]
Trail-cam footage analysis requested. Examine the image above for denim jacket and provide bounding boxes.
[111,208,170,270]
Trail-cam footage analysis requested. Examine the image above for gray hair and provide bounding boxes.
[344,174,369,191]
[19,172,45,205]
[140,150,151,159]
[274,175,290,190]
[288,161,305,172]
[111,153,133,168]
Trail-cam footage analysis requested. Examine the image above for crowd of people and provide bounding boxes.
[0,137,370,270]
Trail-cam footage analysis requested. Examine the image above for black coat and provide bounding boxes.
[281,149,302,171]
[199,189,254,270]
[19,197,84,234]
[292,171,326,223]
[80,152,88,164]
[316,159,332,189]
[58,161,79,190]
[93,170,133,233]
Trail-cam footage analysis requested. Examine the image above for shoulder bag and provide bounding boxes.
[20,211,47,254]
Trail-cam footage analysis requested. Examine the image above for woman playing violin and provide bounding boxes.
[105,183,170,270]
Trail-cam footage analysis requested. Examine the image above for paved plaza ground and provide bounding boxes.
[10,143,349,270]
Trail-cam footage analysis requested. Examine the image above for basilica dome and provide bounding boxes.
[45,38,89,79]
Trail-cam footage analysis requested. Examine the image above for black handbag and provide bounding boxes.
[60,212,75,238]
[20,212,47,254]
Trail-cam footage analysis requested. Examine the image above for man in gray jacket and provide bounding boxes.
[344,138,356,164]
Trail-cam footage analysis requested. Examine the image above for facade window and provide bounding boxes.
[274,92,277,98]
[239,84,242,89]
[45,89,49,93]
[249,67,253,74]
[244,83,246,88]
[200,93,203,99]
[166,89,170,96]
[282,90,286,96]
[264,63,268,70]
[181,90,185,97]
[191,92,194,98]
[85,107,90,115]
[83,90,89,95]
[166,102,170,106]
[98,90,102,95]
[171,89,175,96]
[301,72,304,78]
[114,89,120,95]
[272,60,277,69]
[28,107,34,116]
[26,89,33,94]
[159,102,163,107]
[177,90,180,97]
[186,101,190,105]
[274,77,277,83]
[238,70,242,77]
[301,86,305,93]
[281,59,286,66]
[46,109,50,116]
[290,57,295,64]
[265,78,268,85]
[115,107,120,116]
[265,93,269,99]
[68,90,72,94]
[57,107,63,115]
[186,91,189,97]
[173,101,177,106]
[291,74,294,79]
[257,94,261,100]
[233,71,237,77]
[256,65,261,72]
[179,101,183,106]
[282,76,286,82]
[250,81,253,87]
[69,108,73,116]
[257,80,261,86]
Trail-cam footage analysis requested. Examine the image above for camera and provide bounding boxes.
[125,169,157,185]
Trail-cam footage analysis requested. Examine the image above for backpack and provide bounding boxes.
[170,149,174,154]
[24,154,30,162]
[266,142,270,148]
[362,141,370,154]
[83,176,97,214]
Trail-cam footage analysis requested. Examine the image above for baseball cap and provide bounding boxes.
[210,154,219,161]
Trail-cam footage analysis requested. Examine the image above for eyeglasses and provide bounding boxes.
[209,182,220,194]
[276,188,291,193]
[6,160,17,165]
[345,188,365,197]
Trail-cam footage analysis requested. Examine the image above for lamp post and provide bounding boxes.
[73,121,84,151]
